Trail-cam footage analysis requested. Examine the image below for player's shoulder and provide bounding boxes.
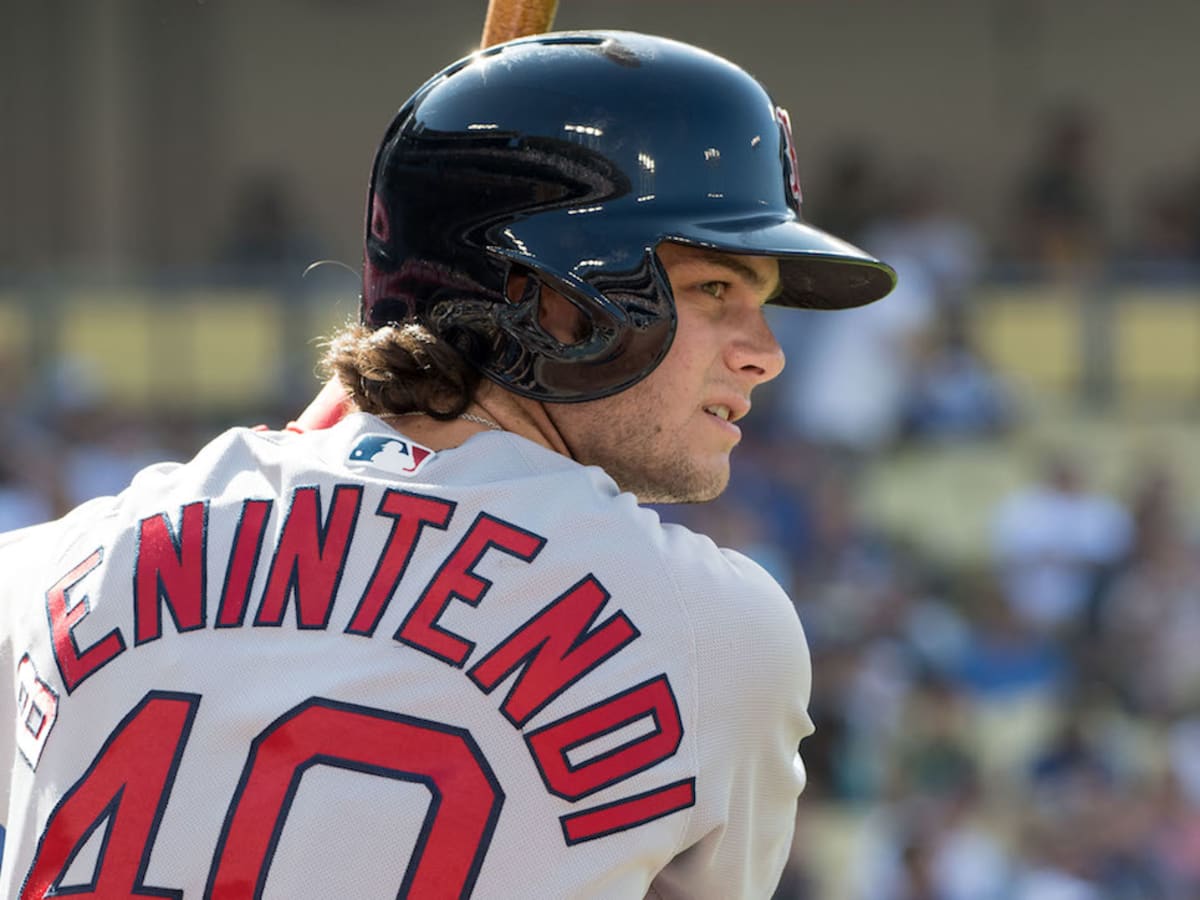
[123,417,385,501]
[656,517,796,621]
[0,520,58,560]
[0,517,90,617]
[652,518,811,744]
[594,504,804,674]
[492,445,798,624]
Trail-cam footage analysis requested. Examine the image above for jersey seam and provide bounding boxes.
[505,433,556,478]
[651,533,702,863]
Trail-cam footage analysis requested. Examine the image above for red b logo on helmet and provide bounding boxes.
[776,106,803,212]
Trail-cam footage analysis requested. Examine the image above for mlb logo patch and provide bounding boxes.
[348,434,435,477]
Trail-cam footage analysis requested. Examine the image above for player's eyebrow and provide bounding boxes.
[691,250,784,301]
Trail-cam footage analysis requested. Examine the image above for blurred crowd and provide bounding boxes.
[665,416,1200,899]
[811,104,1200,278]
[3,104,1200,899]
[665,104,1200,900]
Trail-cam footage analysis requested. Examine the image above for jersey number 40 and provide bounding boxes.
[22,691,503,899]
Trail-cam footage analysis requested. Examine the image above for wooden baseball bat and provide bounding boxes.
[480,0,559,48]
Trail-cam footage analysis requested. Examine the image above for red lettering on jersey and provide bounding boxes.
[216,499,273,628]
[134,501,209,645]
[208,700,502,899]
[256,485,363,629]
[468,575,638,727]
[526,675,683,801]
[21,692,198,898]
[45,549,123,694]
[560,777,696,845]
[346,490,456,637]
[396,513,545,666]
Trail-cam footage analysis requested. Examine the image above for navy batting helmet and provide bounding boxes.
[362,31,896,402]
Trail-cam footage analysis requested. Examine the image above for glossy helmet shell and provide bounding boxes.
[362,31,896,402]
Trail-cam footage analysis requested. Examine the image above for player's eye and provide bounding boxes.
[699,281,729,300]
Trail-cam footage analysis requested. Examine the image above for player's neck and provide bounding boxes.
[377,385,573,459]
[376,409,497,449]
[474,383,574,458]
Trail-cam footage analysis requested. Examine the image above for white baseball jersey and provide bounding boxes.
[1,413,813,899]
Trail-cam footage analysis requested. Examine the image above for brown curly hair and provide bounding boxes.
[319,321,482,420]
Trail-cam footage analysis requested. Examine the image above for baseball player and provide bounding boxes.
[0,32,894,898]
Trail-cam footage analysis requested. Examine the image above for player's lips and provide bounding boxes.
[702,398,749,441]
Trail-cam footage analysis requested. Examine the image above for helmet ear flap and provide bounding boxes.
[506,263,594,347]
[646,242,674,319]
[440,245,674,402]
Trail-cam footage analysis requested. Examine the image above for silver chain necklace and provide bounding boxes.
[382,411,503,432]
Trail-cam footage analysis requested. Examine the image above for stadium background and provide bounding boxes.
[3,2,1200,897]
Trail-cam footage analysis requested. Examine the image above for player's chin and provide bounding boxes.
[695,457,732,501]
[670,456,732,504]
[627,455,729,504]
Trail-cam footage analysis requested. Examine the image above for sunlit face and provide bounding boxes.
[546,242,785,503]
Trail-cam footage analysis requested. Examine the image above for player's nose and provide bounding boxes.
[727,310,786,386]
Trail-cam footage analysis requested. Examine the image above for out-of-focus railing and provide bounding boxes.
[1,267,1199,417]
[975,266,1200,410]
[0,271,360,418]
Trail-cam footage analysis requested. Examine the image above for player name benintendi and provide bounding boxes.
[24,482,694,848]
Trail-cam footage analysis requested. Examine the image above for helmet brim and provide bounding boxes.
[667,214,897,310]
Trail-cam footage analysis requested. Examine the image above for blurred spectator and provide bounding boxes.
[802,638,871,803]
[862,162,985,311]
[951,575,1069,702]
[0,446,53,531]
[1097,528,1200,717]
[1088,784,1170,900]
[1125,172,1200,276]
[991,451,1132,636]
[893,677,978,800]
[851,784,1011,900]
[776,159,989,454]
[0,353,57,529]
[30,359,176,513]
[714,430,821,591]
[1149,770,1200,896]
[771,806,821,900]
[770,862,817,900]
[807,143,890,247]
[1124,458,1185,567]
[1010,811,1105,900]
[1016,751,1167,899]
[795,457,897,597]
[781,254,936,453]
[218,171,324,277]
[924,786,1012,900]
[1010,105,1106,272]
[55,410,174,511]
[1166,717,1200,811]
[902,308,1016,443]
[1190,154,1200,261]
[1026,708,1115,811]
